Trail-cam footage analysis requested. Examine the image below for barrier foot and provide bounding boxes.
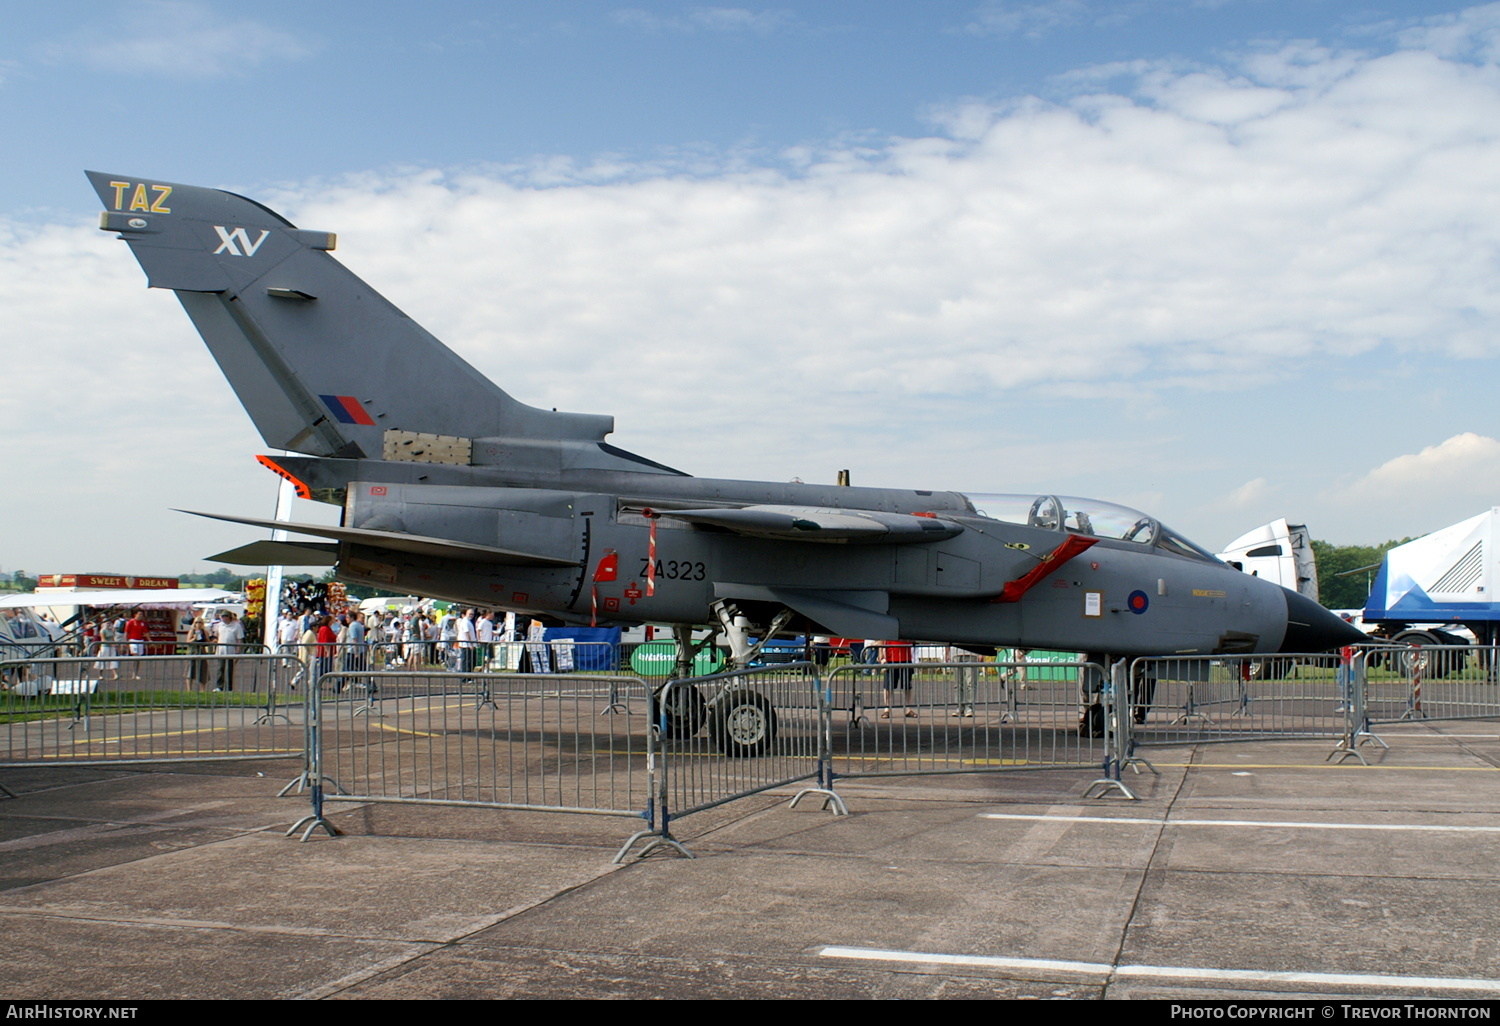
[599,703,627,715]
[278,773,345,797]
[1170,712,1212,726]
[1122,755,1159,776]
[1327,744,1369,766]
[253,712,293,726]
[1083,777,1137,800]
[789,787,848,816]
[0,782,16,800]
[1356,729,1389,750]
[287,813,341,842]
[613,829,694,863]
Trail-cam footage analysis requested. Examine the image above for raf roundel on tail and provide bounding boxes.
[87,170,1364,687]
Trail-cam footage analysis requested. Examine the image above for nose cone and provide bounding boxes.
[1280,590,1366,652]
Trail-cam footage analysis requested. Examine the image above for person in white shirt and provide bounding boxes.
[212,611,245,691]
[276,610,300,654]
[440,611,459,671]
[476,610,495,669]
[455,608,479,673]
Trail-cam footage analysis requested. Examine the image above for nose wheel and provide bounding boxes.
[711,689,778,757]
[651,683,707,739]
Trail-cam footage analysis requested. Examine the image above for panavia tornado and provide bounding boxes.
[87,171,1362,684]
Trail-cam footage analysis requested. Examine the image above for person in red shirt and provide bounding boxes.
[123,611,149,679]
[315,616,338,686]
[881,639,916,718]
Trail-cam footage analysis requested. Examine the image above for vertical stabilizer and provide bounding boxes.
[88,171,614,460]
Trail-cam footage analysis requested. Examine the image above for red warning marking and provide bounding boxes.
[593,550,619,582]
[254,455,311,499]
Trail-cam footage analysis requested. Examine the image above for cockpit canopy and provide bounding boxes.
[961,493,1221,564]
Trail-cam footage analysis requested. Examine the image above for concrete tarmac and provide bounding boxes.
[3,721,1499,1000]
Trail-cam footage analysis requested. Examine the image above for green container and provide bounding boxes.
[998,648,1081,682]
[628,641,726,677]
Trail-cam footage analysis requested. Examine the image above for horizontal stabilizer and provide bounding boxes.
[205,540,338,567]
[180,510,580,568]
[659,505,961,544]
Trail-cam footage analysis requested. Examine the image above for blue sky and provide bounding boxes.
[3,1,1499,576]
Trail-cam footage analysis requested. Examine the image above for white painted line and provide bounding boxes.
[819,946,1109,976]
[819,946,1500,992]
[1117,963,1500,991]
[979,812,1500,833]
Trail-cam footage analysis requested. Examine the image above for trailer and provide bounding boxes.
[1362,508,1500,671]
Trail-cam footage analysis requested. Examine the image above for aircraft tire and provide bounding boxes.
[711,689,777,758]
[651,683,707,739]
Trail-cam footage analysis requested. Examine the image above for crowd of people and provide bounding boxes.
[78,608,247,689]
[273,605,518,682]
[13,600,523,691]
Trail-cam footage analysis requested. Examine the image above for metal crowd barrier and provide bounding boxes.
[651,664,831,854]
[1123,653,1352,751]
[823,660,1128,797]
[288,652,1141,855]
[0,652,306,767]
[1119,647,1500,767]
[296,668,660,858]
[1360,644,1500,726]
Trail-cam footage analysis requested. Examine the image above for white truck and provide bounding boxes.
[1216,519,1320,601]
[1361,507,1500,650]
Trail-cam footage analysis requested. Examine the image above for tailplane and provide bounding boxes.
[88,171,615,461]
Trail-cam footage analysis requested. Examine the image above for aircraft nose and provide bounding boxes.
[1279,589,1366,653]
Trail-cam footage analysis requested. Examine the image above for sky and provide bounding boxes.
[3,0,1499,578]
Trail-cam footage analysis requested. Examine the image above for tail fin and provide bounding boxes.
[88,171,613,460]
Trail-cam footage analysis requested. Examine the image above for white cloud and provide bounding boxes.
[965,1,1092,39]
[611,6,794,34]
[1349,433,1500,496]
[1395,1,1500,62]
[1227,478,1273,507]
[10,14,1500,566]
[43,0,314,78]
[1311,434,1500,543]
[259,33,1500,430]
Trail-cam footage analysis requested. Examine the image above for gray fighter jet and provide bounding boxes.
[87,171,1361,688]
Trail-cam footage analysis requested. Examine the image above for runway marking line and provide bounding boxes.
[979,812,1500,833]
[36,748,300,758]
[64,726,269,744]
[832,757,1498,771]
[838,755,1034,767]
[818,946,1500,992]
[1149,761,1500,772]
[373,722,438,738]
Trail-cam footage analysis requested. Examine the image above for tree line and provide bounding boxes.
[1310,539,1412,610]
